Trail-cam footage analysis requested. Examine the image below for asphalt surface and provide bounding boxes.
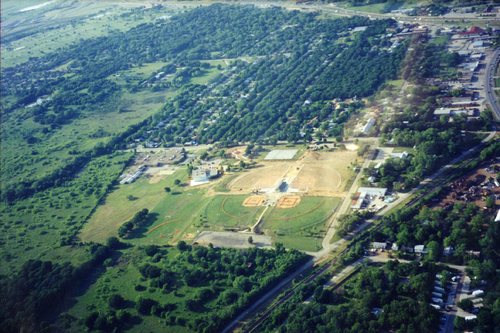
[485,48,500,121]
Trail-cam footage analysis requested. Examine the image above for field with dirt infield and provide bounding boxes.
[243,195,266,207]
[227,164,289,192]
[292,150,358,195]
[223,150,358,195]
[80,147,360,252]
[276,195,301,208]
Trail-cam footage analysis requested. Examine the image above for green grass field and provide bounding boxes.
[201,195,265,229]
[80,168,191,243]
[262,196,340,251]
[344,2,387,13]
[81,176,264,245]
[81,165,340,252]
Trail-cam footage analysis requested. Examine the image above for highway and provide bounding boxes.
[484,48,500,121]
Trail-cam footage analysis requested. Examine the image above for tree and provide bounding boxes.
[458,299,474,312]
[164,187,171,193]
[174,179,181,186]
[136,297,158,315]
[177,241,189,251]
[109,294,127,309]
[485,196,495,209]
[106,236,123,250]
[248,236,253,244]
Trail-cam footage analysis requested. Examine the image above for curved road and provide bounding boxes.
[485,48,500,121]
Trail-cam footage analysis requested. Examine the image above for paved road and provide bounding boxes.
[484,48,500,121]
[294,2,499,26]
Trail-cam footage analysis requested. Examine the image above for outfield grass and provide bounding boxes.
[262,196,340,251]
[201,195,265,229]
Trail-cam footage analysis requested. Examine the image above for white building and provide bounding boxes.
[371,242,387,250]
[414,245,426,254]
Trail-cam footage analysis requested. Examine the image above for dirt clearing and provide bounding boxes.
[228,164,289,191]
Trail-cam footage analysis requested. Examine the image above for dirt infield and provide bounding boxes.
[292,165,342,192]
[225,150,358,195]
[276,195,301,208]
[292,150,358,194]
[243,195,266,207]
[228,164,289,191]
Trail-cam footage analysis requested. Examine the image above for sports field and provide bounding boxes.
[262,196,341,251]
[228,164,289,191]
[226,150,357,195]
[202,195,265,230]
[79,148,357,251]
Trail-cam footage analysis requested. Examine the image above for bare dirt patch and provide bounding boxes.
[243,195,266,207]
[222,150,357,196]
[276,195,301,208]
[292,150,358,194]
[292,165,342,193]
[147,167,176,184]
[193,231,272,249]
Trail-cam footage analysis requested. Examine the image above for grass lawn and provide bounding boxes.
[80,168,191,244]
[431,35,451,46]
[275,235,324,252]
[341,2,387,14]
[386,79,404,89]
[212,173,238,193]
[201,195,265,229]
[263,196,340,251]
